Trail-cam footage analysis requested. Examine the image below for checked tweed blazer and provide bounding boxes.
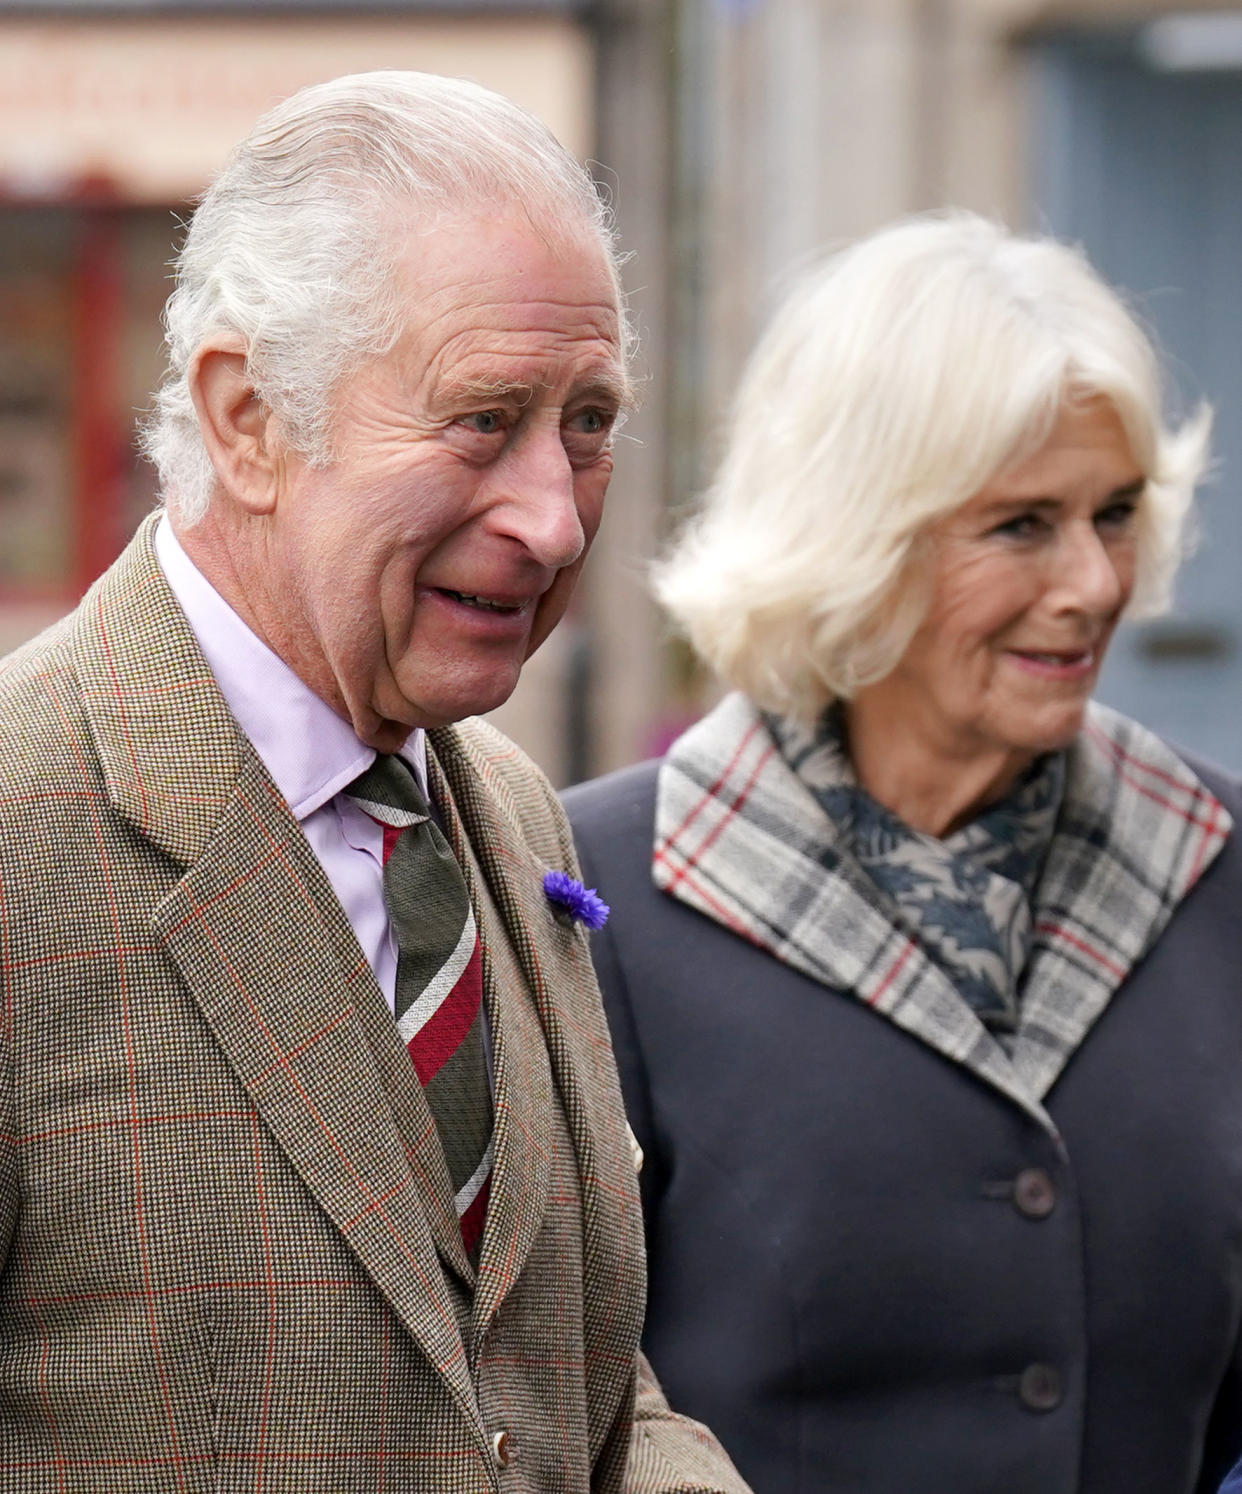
[0,518,748,1494]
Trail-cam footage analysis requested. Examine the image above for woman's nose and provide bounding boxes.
[1053,524,1129,617]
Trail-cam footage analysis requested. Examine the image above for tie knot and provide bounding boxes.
[347,754,430,828]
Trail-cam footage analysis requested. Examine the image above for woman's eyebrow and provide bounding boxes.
[1109,477,1147,502]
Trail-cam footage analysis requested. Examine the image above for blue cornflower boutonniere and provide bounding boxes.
[543,869,610,930]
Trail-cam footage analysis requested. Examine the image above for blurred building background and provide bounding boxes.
[2,0,1241,781]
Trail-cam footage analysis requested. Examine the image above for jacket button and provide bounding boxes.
[1013,1167,1056,1219]
[491,1430,514,1468]
[1019,1362,1063,1412]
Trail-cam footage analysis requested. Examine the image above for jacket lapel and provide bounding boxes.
[73,516,481,1429]
[1013,703,1230,1099]
[431,722,645,1454]
[426,735,553,1346]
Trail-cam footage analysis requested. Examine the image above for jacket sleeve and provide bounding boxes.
[623,1351,753,1494]
[1197,1332,1242,1493]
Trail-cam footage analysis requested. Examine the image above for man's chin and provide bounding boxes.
[362,717,423,754]
[365,673,524,743]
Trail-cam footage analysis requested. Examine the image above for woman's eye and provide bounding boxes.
[1096,499,1138,530]
[993,513,1045,540]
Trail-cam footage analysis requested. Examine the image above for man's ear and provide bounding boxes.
[187,336,281,515]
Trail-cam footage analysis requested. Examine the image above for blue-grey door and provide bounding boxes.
[1031,32,1242,768]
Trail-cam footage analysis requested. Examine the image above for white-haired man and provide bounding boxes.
[0,72,748,1494]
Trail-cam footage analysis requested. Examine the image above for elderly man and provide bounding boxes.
[0,72,747,1494]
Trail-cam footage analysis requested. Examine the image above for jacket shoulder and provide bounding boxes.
[0,611,86,794]
[562,759,660,844]
[561,761,661,906]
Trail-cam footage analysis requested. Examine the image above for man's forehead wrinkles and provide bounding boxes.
[415,318,621,366]
[411,285,620,332]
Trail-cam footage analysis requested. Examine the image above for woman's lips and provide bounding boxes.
[1007,648,1096,680]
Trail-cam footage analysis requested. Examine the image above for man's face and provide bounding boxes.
[262,213,625,749]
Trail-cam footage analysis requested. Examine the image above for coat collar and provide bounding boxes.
[654,692,1230,1133]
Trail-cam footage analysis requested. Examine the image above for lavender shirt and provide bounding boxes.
[155,516,426,1015]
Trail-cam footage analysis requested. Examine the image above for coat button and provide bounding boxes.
[491,1430,514,1469]
[1018,1362,1063,1412]
[1013,1167,1056,1219]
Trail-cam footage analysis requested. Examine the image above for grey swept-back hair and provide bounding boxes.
[143,70,625,523]
[655,209,1211,723]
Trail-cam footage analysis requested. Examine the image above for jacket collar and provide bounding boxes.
[654,692,1230,1132]
[74,510,241,867]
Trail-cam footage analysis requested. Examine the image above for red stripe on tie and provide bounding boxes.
[459,1175,490,1258]
[380,822,403,865]
[406,940,484,1086]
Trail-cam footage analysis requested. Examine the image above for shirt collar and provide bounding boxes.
[154,514,426,820]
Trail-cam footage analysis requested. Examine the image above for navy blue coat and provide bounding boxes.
[564,757,1242,1494]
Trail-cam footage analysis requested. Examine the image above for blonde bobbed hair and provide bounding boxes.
[655,210,1210,723]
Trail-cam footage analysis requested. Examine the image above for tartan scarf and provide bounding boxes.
[769,707,1064,1043]
[654,693,1230,1132]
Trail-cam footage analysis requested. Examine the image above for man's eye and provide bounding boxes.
[461,410,506,435]
[565,408,616,446]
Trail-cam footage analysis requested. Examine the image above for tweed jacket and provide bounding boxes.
[0,517,748,1494]
[564,694,1242,1494]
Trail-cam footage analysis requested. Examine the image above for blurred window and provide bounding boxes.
[0,202,170,613]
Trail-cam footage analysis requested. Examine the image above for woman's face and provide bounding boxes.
[854,399,1145,790]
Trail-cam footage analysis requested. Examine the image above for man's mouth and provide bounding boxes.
[439,589,524,615]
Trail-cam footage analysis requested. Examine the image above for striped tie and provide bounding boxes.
[348,755,492,1261]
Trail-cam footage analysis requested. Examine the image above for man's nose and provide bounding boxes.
[495,431,585,569]
[1054,523,1126,616]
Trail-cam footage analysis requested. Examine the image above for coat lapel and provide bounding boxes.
[1013,704,1231,1099]
[655,693,1232,1132]
[73,516,481,1430]
[655,695,1053,1128]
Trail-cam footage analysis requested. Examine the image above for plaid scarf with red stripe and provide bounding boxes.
[654,693,1230,1131]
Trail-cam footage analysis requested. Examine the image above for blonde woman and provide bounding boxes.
[565,212,1242,1494]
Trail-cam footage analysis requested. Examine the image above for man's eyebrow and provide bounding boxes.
[579,369,635,411]
[440,375,537,405]
[439,369,634,410]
